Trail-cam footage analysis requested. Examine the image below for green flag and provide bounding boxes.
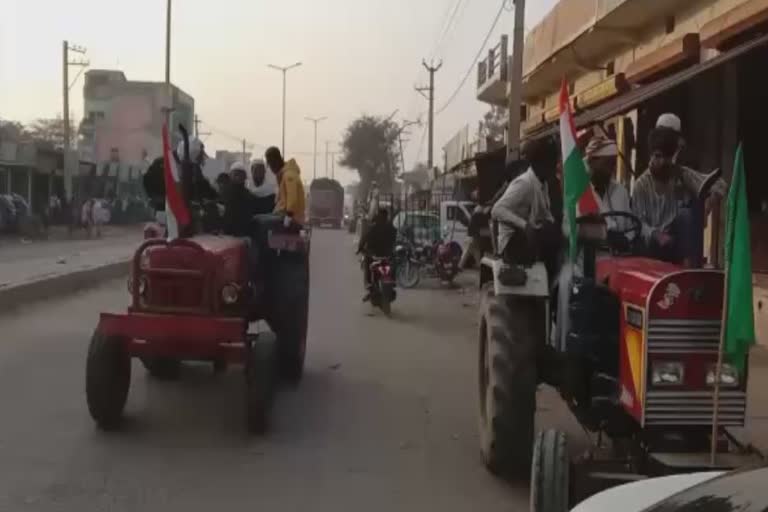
[723,144,755,371]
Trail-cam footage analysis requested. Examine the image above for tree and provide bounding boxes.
[480,106,506,147]
[339,115,400,199]
[0,121,29,143]
[27,117,75,149]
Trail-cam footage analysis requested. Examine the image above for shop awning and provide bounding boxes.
[526,31,768,141]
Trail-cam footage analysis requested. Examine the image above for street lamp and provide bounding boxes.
[305,116,327,180]
[268,62,303,155]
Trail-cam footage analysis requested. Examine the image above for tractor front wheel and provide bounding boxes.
[478,284,538,477]
[245,333,277,434]
[86,329,131,431]
[530,429,571,512]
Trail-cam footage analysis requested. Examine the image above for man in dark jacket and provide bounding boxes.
[357,208,397,301]
[222,163,257,237]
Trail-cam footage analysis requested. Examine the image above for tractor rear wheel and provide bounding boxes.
[478,284,538,477]
[245,333,277,434]
[140,357,181,380]
[86,329,131,431]
[531,429,570,512]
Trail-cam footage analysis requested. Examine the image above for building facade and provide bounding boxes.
[78,69,194,195]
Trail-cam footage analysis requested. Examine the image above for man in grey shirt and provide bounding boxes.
[632,125,726,266]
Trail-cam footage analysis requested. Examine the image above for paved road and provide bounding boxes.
[1,229,577,511]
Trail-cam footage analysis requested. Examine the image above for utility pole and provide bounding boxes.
[416,60,442,179]
[305,116,327,180]
[325,140,330,178]
[62,41,88,202]
[194,114,202,138]
[268,62,303,155]
[242,139,247,164]
[507,0,526,157]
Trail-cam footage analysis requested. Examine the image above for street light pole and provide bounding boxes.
[268,62,302,155]
[305,116,327,180]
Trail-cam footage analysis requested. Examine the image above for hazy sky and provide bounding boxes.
[0,0,557,185]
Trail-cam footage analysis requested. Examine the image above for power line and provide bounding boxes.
[431,0,465,59]
[435,0,507,116]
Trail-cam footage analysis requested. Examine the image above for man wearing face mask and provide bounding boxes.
[632,125,726,265]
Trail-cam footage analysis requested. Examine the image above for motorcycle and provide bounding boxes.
[395,238,462,289]
[363,256,397,316]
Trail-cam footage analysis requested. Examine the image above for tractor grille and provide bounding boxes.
[647,319,721,353]
[645,390,747,426]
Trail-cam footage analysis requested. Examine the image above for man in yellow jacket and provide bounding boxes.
[265,147,306,225]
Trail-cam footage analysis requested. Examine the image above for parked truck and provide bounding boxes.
[309,178,344,229]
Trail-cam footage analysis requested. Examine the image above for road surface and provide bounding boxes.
[0,229,582,511]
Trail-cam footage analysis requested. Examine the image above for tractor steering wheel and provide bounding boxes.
[598,211,643,255]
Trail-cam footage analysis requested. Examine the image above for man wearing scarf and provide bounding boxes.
[250,159,277,214]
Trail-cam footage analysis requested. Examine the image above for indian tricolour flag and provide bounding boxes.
[161,123,190,239]
[559,79,599,260]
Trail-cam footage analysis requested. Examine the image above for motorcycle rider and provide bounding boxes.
[265,146,306,226]
[357,208,397,302]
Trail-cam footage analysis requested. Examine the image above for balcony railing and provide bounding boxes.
[477,35,508,89]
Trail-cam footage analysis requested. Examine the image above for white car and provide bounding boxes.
[570,467,768,512]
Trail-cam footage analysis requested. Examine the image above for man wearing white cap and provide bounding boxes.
[632,119,726,266]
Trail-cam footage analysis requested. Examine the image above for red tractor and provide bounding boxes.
[86,126,309,434]
[477,210,761,511]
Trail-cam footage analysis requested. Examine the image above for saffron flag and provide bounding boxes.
[161,123,190,238]
[559,79,599,260]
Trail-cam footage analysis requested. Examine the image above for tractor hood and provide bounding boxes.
[596,257,724,315]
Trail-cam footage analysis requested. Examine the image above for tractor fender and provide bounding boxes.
[480,256,549,298]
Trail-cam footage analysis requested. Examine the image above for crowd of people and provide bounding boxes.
[490,112,727,275]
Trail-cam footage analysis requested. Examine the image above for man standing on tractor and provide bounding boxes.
[632,118,726,266]
[491,137,561,279]
[265,147,306,226]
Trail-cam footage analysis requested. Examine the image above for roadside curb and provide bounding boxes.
[0,259,130,312]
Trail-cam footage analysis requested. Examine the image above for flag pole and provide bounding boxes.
[710,267,729,467]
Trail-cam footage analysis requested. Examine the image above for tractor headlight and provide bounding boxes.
[706,364,740,387]
[221,283,240,304]
[651,362,685,386]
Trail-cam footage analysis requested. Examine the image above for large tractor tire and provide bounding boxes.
[271,258,309,384]
[530,429,570,512]
[86,329,131,431]
[140,357,181,380]
[245,333,277,434]
[478,283,538,477]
